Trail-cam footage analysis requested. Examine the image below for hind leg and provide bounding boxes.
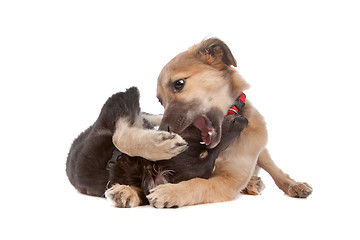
[241,166,265,195]
[257,148,313,198]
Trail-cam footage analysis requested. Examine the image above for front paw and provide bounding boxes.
[147,183,182,208]
[152,131,188,160]
[105,184,142,208]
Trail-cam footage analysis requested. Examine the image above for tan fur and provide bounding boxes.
[141,113,162,126]
[112,118,188,161]
[257,149,312,198]
[148,38,312,207]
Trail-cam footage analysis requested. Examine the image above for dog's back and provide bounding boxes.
[66,87,141,196]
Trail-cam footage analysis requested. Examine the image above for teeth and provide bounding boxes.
[208,131,213,136]
[200,141,205,145]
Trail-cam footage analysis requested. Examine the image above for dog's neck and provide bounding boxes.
[226,92,246,116]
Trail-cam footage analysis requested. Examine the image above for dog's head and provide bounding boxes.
[157,38,250,148]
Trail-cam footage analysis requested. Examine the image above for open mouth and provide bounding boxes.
[160,105,223,149]
[192,115,218,147]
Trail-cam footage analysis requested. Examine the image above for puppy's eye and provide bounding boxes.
[173,79,186,92]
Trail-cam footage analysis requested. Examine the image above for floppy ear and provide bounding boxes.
[197,38,237,67]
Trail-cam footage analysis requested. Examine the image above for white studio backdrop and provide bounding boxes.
[0,1,359,239]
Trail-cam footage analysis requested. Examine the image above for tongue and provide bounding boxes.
[193,115,216,146]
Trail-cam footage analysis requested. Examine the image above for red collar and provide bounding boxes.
[226,92,246,116]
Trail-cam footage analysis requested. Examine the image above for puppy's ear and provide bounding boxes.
[197,38,237,67]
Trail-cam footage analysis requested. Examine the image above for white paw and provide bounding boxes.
[146,183,183,208]
[151,131,188,160]
[288,182,313,198]
[105,184,142,208]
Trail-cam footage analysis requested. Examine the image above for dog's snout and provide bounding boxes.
[159,123,171,132]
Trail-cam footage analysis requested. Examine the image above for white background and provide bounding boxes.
[1,0,359,239]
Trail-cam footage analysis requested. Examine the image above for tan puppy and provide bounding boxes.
[146,38,312,208]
